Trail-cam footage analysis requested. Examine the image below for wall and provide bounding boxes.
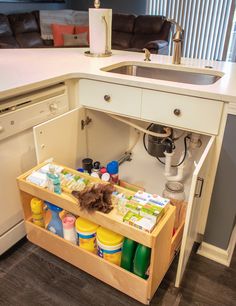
[0,1,68,15]
[72,0,147,15]
[204,114,236,249]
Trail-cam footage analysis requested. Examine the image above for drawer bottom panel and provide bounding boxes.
[25,221,150,304]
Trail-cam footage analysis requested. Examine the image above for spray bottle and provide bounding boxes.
[45,201,63,237]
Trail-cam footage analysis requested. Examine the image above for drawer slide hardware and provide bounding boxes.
[81,116,92,130]
[195,177,204,198]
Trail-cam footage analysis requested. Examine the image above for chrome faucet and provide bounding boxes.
[143,48,151,61]
[168,19,183,65]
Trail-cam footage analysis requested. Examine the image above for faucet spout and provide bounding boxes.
[172,30,183,64]
[167,19,183,65]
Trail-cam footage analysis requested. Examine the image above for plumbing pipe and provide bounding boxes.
[165,163,185,182]
[107,113,172,138]
[164,151,175,177]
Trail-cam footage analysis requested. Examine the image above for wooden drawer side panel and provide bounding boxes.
[25,221,149,304]
[170,220,185,262]
[148,206,175,299]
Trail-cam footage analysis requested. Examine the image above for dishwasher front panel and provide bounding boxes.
[0,85,69,254]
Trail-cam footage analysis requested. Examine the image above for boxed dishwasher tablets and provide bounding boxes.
[123,211,156,233]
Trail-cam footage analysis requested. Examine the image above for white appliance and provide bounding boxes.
[0,83,69,254]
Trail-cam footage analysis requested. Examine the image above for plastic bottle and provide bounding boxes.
[62,215,77,244]
[30,198,45,228]
[120,238,138,271]
[133,244,151,279]
[107,161,119,184]
[82,158,93,174]
[47,164,61,194]
[45,201,63,237]
[91,161,101,177]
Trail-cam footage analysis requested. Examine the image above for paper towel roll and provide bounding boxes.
[89,8,112,55]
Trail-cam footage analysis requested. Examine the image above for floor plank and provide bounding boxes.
[0,238,235,306]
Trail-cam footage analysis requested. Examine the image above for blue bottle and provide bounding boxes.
[47,165,61,194]
[45,201,63,237]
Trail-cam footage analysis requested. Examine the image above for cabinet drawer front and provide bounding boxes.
[79,79,142,118]
[142,90,223,134]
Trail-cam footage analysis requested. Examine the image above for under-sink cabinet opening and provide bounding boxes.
[18,106,215,304]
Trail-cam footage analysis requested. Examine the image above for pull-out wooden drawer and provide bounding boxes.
[17,163,176,305]
[79,79,142,118]
[141,89,223,134]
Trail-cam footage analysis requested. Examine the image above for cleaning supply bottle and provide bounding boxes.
[62,214,77,244]
[30,198,45,228]
[120,238,138,271]
[45,201,63,237]
[107,160,119,184]
[133,244,151,279]
[47,164,61,194]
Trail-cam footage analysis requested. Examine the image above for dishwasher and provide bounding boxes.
[0,83,69,254]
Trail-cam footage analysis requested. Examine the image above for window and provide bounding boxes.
[227,8,236,62]
[147,0,234,61]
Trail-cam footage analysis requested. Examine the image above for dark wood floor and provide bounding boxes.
[0,238,235,306]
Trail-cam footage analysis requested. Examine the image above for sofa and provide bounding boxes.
[112,14,171,54]
[0,11,171,54]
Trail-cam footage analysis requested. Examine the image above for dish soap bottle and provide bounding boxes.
[121,238,138,271]
[133,244,151,279]
[47,164,61,194]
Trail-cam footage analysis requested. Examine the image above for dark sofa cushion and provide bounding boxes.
[0,14,13,37]
[112,14,136,49]
[0,36,19,48]
[15,32,44,48]
[131,16,171,50]
[0,14,19,48]
[112,14,136,33]
[134,15,166,34]
[8,13,39,35]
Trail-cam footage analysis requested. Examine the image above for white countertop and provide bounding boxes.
[1,48,236,105]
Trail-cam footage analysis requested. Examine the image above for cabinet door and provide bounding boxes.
[33,107,87,168]
[175,136,215,287]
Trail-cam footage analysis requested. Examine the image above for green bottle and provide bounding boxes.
[121,238,138,271]
[133,244,151,279]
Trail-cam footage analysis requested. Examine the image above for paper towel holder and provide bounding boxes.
[84,0,112,57]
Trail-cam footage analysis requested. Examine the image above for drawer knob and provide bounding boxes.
[104,95,111,102]
[0,126,4,133]
[174,108,181,116]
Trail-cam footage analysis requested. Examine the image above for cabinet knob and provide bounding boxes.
[0,126,4,133]
[104,95,111,102]
[49,103,58,112]
[174,108,181,116]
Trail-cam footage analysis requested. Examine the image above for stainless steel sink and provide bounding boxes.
[103,64,222,85]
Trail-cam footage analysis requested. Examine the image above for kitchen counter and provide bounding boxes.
[1,48,236,106]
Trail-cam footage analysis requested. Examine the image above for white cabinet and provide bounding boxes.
[32,102,217,292]
[79,79,142,118]
[141,89,223,135]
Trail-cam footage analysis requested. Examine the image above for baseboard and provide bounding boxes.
[197,224,236,267]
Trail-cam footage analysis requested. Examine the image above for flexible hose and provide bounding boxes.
[107,114,172,138]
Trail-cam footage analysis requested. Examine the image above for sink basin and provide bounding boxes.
[102,63,222,85]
